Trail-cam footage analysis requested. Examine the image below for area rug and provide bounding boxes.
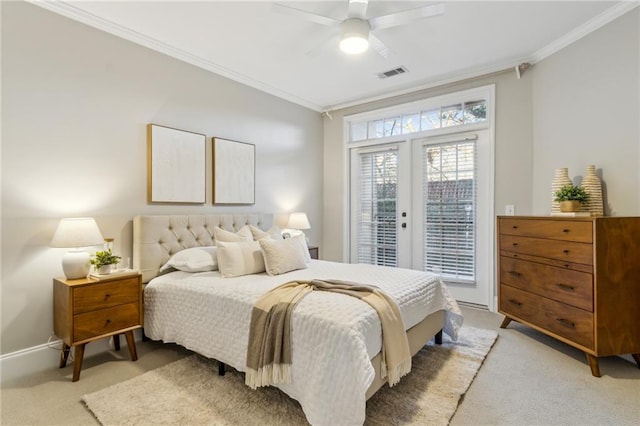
[83,326,497,425]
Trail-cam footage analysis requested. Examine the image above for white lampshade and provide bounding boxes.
[51,218,104,279]
[339,18,369,54]
[287,212,311,230]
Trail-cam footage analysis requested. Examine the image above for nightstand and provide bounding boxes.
[308,246,319,259]
[53,272,142,381]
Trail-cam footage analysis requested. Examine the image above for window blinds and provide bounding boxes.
[423,139,477,283]
[357,148,398,267]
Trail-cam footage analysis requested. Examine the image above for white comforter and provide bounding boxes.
[144,260,463,426]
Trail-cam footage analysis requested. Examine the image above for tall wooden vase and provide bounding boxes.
[551,167,572,213]
[581,165,604,216]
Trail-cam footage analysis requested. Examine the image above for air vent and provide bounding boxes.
[377,66,408,79]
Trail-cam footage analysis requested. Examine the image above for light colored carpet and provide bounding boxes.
[82,327,497,425]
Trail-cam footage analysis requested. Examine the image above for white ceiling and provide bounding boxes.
[33,1,635,112]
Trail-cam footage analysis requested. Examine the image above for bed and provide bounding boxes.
[133,214,463,426]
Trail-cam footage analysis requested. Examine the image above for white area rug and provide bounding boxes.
[83,327,498,425]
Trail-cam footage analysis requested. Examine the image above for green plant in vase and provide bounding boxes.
[90,249,121,274]
[554,184,589,212]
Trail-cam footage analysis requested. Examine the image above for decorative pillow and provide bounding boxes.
[216,240,266,278]
[292,234,312,263]
[213,225,253,243]
[160,246,218,273]
[259,237,309,276]
[249,224,282,241]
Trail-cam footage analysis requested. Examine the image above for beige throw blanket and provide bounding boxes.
[245,279,411,390]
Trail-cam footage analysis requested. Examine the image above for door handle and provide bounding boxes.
[401,223,407,228]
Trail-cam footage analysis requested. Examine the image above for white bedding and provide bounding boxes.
[144,259,463,426]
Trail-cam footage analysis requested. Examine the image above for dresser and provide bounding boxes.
[497,216,640,377]
[53,272,142,381]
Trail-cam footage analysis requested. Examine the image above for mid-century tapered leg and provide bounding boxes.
[59,343,71,368]
[500,316,512,329]
[72,344,86,382]
[113,334,120,351]
[124,331,138,361]
[585,353,601,377]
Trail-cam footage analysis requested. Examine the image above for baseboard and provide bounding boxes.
[0,330,142,384]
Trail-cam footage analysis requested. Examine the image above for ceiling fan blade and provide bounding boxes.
[369,33,391,59]
[347,0,369,19]
[272,3,339,27]
[368,3,444,31]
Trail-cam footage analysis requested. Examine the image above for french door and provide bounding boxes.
[350,131,492,307]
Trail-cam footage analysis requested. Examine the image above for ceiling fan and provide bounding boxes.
[273,0,444,58]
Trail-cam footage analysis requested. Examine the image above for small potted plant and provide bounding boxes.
[554,184,589,212]
[90,249,121,274]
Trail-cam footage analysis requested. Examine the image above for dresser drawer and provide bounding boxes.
[500,256,593,311]
[500,285,594,349]
[500,235,593,265]
[73,303,140,342]
[499,218,592,243]
[73,278,139,314]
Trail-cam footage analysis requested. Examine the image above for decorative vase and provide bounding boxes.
[581,165,603,216]
[551,167,572,213]
[559,200,581,213]
[97,264,112,274]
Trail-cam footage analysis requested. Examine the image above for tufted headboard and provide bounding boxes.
[133,214,273,283]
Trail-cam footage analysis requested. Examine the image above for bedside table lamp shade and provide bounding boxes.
[287,212,311,243]
[51,218,104,279]
[287,212,311,230]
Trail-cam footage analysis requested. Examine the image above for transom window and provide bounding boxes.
[349,100,487,142]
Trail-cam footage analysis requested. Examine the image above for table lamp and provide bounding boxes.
[51,217,104,279]
[287,212,311,243]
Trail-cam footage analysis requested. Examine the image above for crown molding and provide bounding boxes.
[26,0,324,112]
[529,1,639,64]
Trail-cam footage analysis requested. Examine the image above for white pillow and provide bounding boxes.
[292,234,312,263]
[259,237,309,276]
[216,240,266,278]
[160,246,218,273]
[249,224,282,241]
[213,225,253,243]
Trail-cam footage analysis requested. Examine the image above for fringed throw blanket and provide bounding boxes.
[245,279,411,389]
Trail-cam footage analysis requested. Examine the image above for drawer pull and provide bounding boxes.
[508,270,522,277]
[105,319,112,326]
[556,318,576,329]
[512,225,518,229]
[563,249,570,254]
[562,229,570,233]
[104,293,111,301]
[556,283,575,291]
[508,299,522,307]
[512,243,518,247]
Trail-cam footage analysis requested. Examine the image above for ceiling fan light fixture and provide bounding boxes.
[339,18,369,54]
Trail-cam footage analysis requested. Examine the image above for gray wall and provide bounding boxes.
[322,70,534,262]
[532,9,639,215]
[1,2,323,355]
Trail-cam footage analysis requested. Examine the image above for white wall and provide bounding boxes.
[532,9,639,215]
[1,2,323,357]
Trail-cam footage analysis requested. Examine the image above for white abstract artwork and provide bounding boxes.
[213,138,255,204]
[148,124,206,203]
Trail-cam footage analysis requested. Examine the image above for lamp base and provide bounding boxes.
[62,250,91,279]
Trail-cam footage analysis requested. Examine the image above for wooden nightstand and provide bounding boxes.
[53,272,142,381]
[308,246,319,259]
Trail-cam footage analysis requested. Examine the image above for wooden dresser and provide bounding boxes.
[54,272,142,381]
[497,216,640,377]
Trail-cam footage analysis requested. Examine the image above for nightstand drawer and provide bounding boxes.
[500,256,593,311]
[500,285,594,349]
[73,278,139,314]
[499,218,592,243]
[73,303,139,342]
[500,234,593,265]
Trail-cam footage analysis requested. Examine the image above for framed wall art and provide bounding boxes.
[147,124,206,204]
[212,137,255,205]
